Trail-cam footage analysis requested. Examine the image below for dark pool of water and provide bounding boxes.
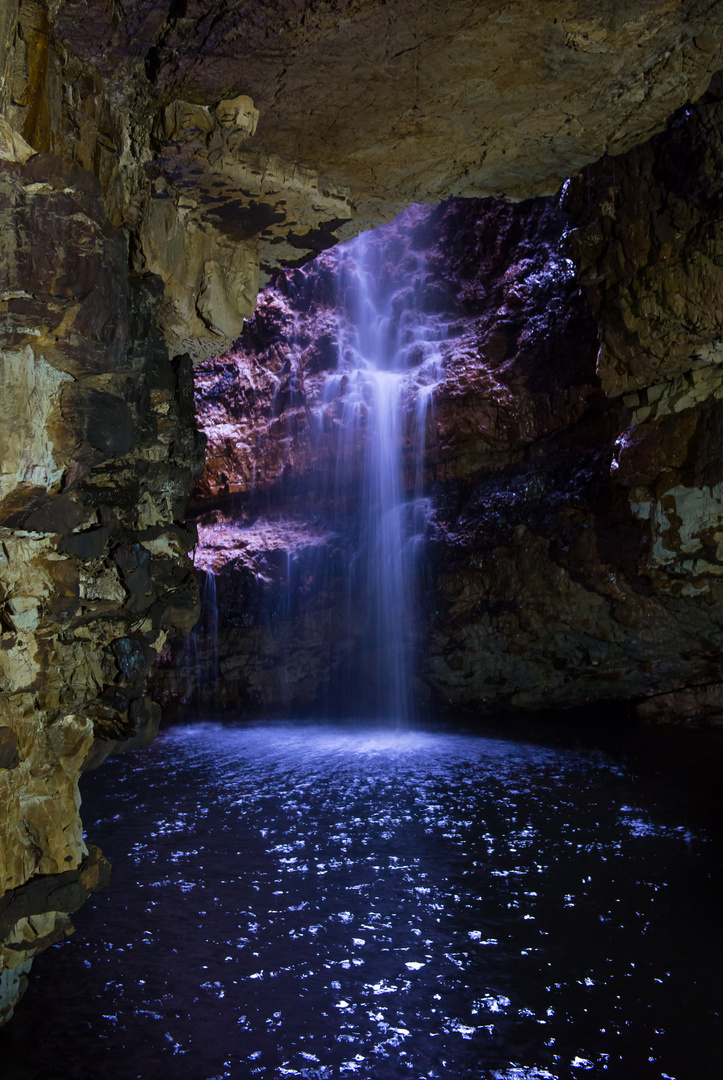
[1,719,722,1080]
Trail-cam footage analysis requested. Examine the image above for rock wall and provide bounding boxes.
[160,84,723,727]
[0,151,204,1023]
[1,0,723,1027]
[426,87,723,718]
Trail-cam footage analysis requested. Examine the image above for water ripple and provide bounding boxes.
[1,720,721,1080]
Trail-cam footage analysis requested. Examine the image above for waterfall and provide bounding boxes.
[186,206,447,723]
[319,210,447,722]
[186,568,220,711]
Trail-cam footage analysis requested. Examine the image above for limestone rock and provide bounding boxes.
[0,118,33,162]
[0,150,203,1019]
[636,683,723,725]
[140,183,261,362]
[1,0,723,1028]
[0,844,110,1024]
[153,516,350,714]
[566,74,723,397]
[53,0,723,207]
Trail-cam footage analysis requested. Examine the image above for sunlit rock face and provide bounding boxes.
[0,158,203,1021]
[161,87,723,724]
[1,0,723,1027]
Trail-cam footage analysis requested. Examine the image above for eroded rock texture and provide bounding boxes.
[1,0,723,1026]
[157,84,723,728]
[427,91,723,716]
[0,152,203,1021]
[3,0,721,362]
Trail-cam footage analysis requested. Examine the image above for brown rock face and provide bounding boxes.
[161,90,723,727]
[55,0,723,203]
[3,0,721,361]
[0,151,203,1021]
[567,73,723,397]
[436,86,723,720]
[1,0,723,1028]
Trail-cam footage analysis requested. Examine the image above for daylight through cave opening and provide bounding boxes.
[176,205,452,722]
[156,190,592,722]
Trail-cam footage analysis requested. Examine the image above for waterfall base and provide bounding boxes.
[2,717,721,1079]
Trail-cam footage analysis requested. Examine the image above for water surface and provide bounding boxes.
[2,720,721,1080]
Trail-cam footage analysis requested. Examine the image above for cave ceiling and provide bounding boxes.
[14,0,715,357]
[54,0,723,203]
[1,0,723,1026]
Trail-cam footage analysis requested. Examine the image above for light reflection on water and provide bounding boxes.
[2,720,722,1080]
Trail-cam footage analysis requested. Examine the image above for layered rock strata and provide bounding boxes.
[0,151,204,1022]
[160,85,723,726]
[1,0,723,1026]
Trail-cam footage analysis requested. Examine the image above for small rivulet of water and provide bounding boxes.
[317,210,447,721]
[182,569,220,709]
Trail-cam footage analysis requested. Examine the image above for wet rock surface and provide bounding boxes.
[0,151,203,1020]
[1,0,723,1030]
[425,84,723,717]
[160,90,723,728]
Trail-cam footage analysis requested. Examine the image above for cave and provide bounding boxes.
[1,2,723,1077]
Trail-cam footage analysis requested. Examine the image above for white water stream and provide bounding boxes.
[320,213,447,721]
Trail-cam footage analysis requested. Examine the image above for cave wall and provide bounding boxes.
[1,0,723,1025]
[0,4,206,1021]
[0,150,203,1022]
[162,84,723,725]
[431,82,723,719]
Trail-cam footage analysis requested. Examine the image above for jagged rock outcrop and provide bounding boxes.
[1,0,723,1027]
[158,83,723,726]
[0,844,110,1025]
[153,516,350,714]
[0,0,207,1010]
[0,149,204,1021]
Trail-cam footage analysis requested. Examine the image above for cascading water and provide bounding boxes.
[318,212,447,722]
[159,206,448,720]
[11,207,723,1080]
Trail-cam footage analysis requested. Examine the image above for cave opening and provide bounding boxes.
[175,203,452,724]
[2,6,723,1069]
[156,191,603,725]
[6,189,710,1079]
